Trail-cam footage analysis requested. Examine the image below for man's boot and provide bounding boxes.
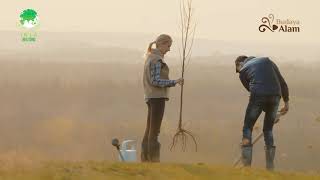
[148,142,160,162]
[241,145,253,167]
[265,146,276,171]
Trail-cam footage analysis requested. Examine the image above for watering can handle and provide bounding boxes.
[121,140,136,150]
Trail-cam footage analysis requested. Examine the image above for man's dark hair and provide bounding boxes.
[235,55,248,65]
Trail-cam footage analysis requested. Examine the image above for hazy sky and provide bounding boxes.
[2,0,320,44]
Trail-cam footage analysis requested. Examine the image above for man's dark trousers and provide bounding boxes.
[242,95,280,169]
[243,95,280,146]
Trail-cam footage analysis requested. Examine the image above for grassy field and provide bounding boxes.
[0,162,319,180]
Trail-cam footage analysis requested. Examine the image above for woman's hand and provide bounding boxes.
[176,78,184,86]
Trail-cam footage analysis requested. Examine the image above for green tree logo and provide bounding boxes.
[19,9,39,29]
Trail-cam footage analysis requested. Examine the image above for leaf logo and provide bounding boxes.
[259,14,276,32]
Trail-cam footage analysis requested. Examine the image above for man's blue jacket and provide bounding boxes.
[239,57,289,102]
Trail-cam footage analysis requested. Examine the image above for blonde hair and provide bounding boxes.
[146,34,172,54]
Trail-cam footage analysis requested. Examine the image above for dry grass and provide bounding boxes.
[0,161,319,180]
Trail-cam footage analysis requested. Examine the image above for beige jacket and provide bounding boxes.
[143,49,175,100]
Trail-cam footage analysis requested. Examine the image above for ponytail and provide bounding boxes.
[147,41,156,54]
[145,34,172,58]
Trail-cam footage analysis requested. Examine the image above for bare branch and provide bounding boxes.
[185,24,196,69]
[171,0,197,152]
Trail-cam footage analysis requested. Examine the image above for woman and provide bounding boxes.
[141,34,183,162]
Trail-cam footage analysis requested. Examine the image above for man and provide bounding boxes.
[235,56,289,170]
